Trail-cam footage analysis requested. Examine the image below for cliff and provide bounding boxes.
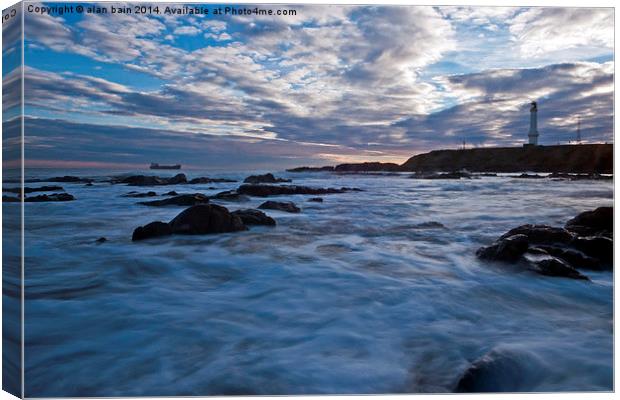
[400,144,612,174]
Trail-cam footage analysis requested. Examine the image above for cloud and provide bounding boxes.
[173,25,201,36]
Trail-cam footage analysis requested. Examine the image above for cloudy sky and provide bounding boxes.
[2,3,614,169]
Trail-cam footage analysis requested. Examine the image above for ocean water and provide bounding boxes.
[3,169,613,396]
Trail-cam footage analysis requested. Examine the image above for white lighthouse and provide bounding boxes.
[528,101,539,146]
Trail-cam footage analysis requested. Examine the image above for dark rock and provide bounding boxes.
[565,207,612,237]
[476,234,529,262]
[132,221,173,241]
[4,185,64,194]
[498,224,574,245]
[413,221,446,229]
[455,348,544,392]
[549,172,612,181]
[116,173,187,186]
[210,190,250,202]
[334,162,402,172]
[47,176,93,183]
[162,191,179,196]
[138,194,209,207]
[410,171,471,179]
[25,193,75,202]
[84,183,94,187]
[572,236,613,264]
[188,177,237,184]
[95,237,107,244]
[530,256,589,280]
[169,204,247,235]
[308,197,323,202]
[122,191,157,198]
[537,245,603,271]
[286,166,334,173]
[258,201,301,213]
[243,173,291,184]
[513,173,545,179]
[2,196,20,202]
[231,209,276,226]
[237,184,356,197]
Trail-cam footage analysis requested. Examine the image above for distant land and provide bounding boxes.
[288,144,613,174]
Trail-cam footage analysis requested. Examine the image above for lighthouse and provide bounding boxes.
[528,101,539,146]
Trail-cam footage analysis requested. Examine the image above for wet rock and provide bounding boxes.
[243,173,291,184]
[210,190,250,202]
[237,184,356,197]
[258,200,301,213]
[95,237,107,244]
[476,234,529,262]
[4,185,64,194]
[122,191,157,198]
[132,221,172,241]
[572,236,613,264]
[565,207,612,237]
[549,172,612,181]
[537,245,603,271]
[231,209,276,226]
[84,183,94,187]
[410,171,471,179]
[25,193,75,202]
[513,173,545,179]
[2,196,20,202]
[116,173,187,186]
[162,191,179,196]
[169,204,247,235]
[530,256,589,280]
[498,224,573,245]
[188,177,237,184]
[286,166,334,173]
[138,194,209,207]
[308,197,323,202]
[455,348,544,392]
[412,221,446,229]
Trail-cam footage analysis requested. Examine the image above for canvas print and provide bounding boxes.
[1,2,614,397]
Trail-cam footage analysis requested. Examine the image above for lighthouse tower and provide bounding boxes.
[528,101,539,145]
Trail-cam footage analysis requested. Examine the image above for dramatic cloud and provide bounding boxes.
[14,4,615,167]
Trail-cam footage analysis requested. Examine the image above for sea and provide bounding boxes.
[2,168,614,396]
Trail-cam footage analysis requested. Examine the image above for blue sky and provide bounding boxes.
[2,4,614,169]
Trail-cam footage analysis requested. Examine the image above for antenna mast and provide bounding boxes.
[576,117,581,144]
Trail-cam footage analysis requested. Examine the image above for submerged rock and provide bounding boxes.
[210,190,250,202]
[231,209,276,226]
[95,237,107,244]
[410,171,471,180]
[132,221,173,241]
[188,177,236,184]
[565,206,612,237]
[412,221,446,229]
[122,191,157,198]
[2,196,20,202]
[25,193,75,202]
[476,234,529,262]
[4,185,64,194]
[116,173,187,186]
[162,191,179,196]
[243,173,291,184]
[237,184,357,197]
[138,194,209,207]
[258,200,301,213]
[169,204,247,234]
[308,197,323,202]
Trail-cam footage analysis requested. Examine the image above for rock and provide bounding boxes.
[95,237,107,244]
[122,191,157,198]
[169,204,247,235]
[513,173,545,179]
[476,234,529,262]
[210,190,250,202]
[572,236,613,264]
[116,173,187,186]
[498,224,573,245]
[412,221,446,229]
[24,193,75,202]
[237,184,356,197]
[334,162,402,172]
[455,348,544,392]
[549,172,612,181]
[47,176,93,183]
[258,201,301,213]
[530,256,589,280]
[286,166,334,173]
[537,245,603,271]
[308,197,323,202]
[4,185,64,194]
[162,191,179,196]
[188,177,237,184]
[410,171,471,179]
[132,221,173,241]
[138,194,210,207]
[565,207,612,237]
[243,173,291,184]
[2,196,20,202]
[84,183,94,187]
[231,209,276,226]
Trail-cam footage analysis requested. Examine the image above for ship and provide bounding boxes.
[149,163,181,170]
